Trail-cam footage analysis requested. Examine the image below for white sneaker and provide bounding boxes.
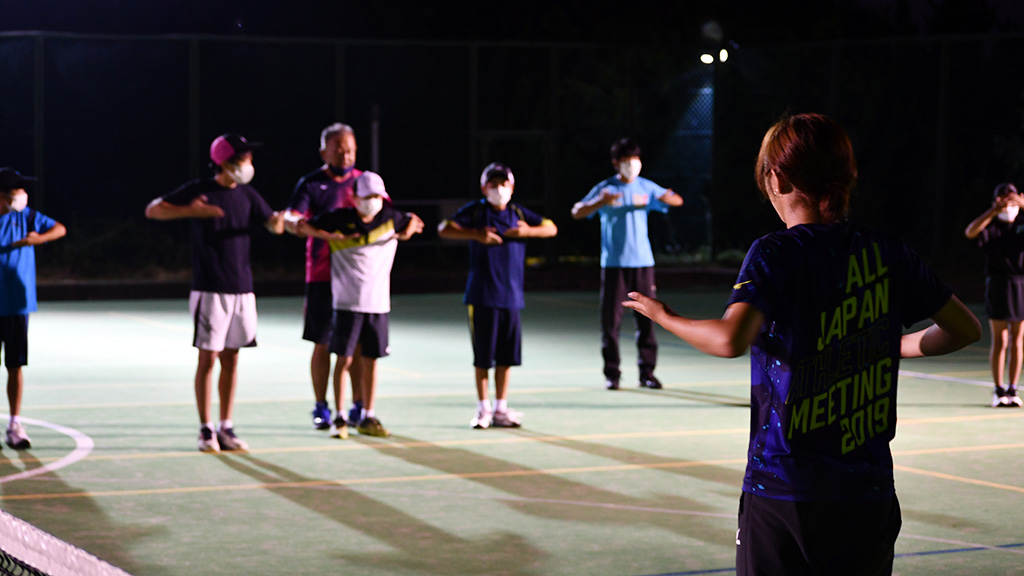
[217,427,249,451]
[471,409,493,429]
[492,409,522,428]
[992,387,1012,408]
[197,427,220,452]
[6,423,31,449]
[1008,391,1023,408]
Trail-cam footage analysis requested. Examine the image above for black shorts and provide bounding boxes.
[330,310,389,358]
[736,492,901,576]
[985,276,1024,322]
[468,305,521,369]
[0,315,29,368]
[302,282,334,344]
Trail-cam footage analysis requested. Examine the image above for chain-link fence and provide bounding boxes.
[0,32,715,286]
[1,31,1021,292]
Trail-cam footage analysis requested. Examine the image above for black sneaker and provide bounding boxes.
[640,376,663,389]
[605,378,620,390]
[329,415,349,439]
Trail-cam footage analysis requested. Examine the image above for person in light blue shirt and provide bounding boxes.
[0,168,66,450]
[572,138,683,390]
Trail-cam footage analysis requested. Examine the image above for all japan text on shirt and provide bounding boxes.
[787,241,895,454]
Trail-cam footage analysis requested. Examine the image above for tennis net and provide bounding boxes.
[0,508,132,576]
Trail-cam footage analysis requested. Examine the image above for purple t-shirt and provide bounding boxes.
[162,179,274,294]
[288,167,361,283]
[727,223,951,502]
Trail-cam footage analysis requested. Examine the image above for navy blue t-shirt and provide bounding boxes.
[727,223,951,502]
[162,179,274,294]
[449,199,546,310]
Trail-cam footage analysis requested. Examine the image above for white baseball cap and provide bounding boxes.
[355,171,391,201]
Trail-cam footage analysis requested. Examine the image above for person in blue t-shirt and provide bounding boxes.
[624,114,980,575]
[572,138,684,391]
[439,163,557,429]
[964,182,1024,407]
[0,168,66,450]
[145,134,285,453]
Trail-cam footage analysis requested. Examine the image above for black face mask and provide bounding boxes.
[327,164,354,178]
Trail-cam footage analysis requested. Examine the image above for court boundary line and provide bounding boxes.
[894,463,1024,495]
[0,416,94,484]
[17,427,752,463]
[0,456,748,501]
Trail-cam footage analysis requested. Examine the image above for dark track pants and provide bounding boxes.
[599,266,657,382]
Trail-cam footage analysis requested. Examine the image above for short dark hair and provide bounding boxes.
[755,113,857,222]
[610,138,642,161]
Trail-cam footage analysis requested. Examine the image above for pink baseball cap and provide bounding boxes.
[354,171,391,201]
[210,133,260,165]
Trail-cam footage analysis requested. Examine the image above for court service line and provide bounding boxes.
[24,427,750,464]
[0,416,94,484]
[0,457,748,501]
[340,485,735,519]
[898,370,992,387]
[26,386,592,411]
[105,311,191,333]
[899,412,1024,426]
[893,464,1024,495]
[893,442,1024,457]
[899,534,1024,556]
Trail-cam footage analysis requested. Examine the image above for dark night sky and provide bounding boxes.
[3,0,1024,46]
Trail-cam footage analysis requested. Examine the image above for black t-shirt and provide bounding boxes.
[978,217,1024,278]
[163,179,274,293]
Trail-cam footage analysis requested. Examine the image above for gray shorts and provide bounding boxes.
[190,291,258,351]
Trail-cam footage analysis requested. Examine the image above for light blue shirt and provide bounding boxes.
[0,208,57,315]
[580,176,668,268]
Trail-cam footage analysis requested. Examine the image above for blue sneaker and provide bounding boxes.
[312,402,332,430]
[347,401,363,427]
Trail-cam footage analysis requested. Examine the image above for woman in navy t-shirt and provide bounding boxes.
[624,113,981,575]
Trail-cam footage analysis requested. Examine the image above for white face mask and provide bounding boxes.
[999,206,1020,222]
[356,196,384,218]
[485,185,513,208]
[227,162,255,185]
[617,158,642,181]
[7,192,28,212]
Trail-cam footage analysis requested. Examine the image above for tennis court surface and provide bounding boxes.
[0,290,1020,576]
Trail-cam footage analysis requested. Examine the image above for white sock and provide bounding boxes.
[8,415,20,428]
[478,400,491,412]
[494,399,508,413]
[202,421,215,432]
[218,420,233,432]
[365,409,375,419]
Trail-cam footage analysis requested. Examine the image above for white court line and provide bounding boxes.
[106,310,190,333]
[311,484,735,519]
[901,533,1024,556]
[0,416,94,484]
[898,370,992,387]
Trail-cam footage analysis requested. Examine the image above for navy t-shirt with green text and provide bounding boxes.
[727,223,951,502]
